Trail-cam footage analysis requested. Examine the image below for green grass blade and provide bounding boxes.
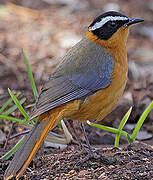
[118,107,132,130]
[2,98,26,116]
[30,119,35,126]
[8,88,29,121]
[0,92,21,114]
[0,136,25,160]
[22,49,38,100]
[87,120,128,137]
[115,107,132,147]
[127,133,133,144]
[25,103,35,108]
[0,97,26,122]
[131,101,153,142]
[0,115,27,124]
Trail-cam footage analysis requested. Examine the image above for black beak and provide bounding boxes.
[124,18,144,26]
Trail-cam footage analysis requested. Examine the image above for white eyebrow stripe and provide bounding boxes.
[89,16,129,31]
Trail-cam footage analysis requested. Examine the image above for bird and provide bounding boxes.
[4,11,144,180]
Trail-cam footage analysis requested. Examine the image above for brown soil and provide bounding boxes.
[1,142,153,180]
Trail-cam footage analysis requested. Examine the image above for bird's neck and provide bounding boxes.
[86,30,128,67]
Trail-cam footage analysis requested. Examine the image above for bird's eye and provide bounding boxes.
[108,21,117,28]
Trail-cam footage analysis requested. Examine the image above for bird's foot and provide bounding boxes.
[71,147,117,167]
[77,151,101,165]
[70,146,101,165]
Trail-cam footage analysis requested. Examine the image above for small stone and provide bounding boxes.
[126,162,135,169]
[125,123,136,130]
[65,173,70,177]
[142,158,149,161]
[139,172,147,176]
[97,167,106,171]
[146,161,151,166]
[136,130,152,140]
[68,170,76,175]
[78,170,88,177]
[44,141,67,149]
[108,165,115,169]
[98,172,108,179]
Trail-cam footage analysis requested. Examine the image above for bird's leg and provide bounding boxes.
[70,122,101,164]
[66,119,85,149]
[72,123,117,166]
[80,123,94,155]
[69,121,101,163]
[80,123,100,159]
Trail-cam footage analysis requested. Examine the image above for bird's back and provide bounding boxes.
[30,38,115,120]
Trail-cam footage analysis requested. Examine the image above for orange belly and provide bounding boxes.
[69,60,128,122]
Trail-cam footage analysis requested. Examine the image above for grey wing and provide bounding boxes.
[29,76,90,120]
[29,38,114,120]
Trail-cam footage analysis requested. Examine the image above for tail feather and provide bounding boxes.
[4,112,58,180]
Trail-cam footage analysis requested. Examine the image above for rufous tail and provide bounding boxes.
[4,111,58,180]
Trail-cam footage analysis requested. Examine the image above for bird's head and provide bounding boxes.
[86,11,144,49]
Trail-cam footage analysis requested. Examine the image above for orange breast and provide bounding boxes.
[69,43,128,122]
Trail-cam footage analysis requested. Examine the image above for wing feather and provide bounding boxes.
[29,38,114,119]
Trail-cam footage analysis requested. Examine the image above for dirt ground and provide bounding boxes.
[0,0,153,179]
[1,142,153,180]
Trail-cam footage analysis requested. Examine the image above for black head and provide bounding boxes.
[88,11,144,40]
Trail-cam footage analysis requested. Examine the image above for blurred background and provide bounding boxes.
[0,0,153,147]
